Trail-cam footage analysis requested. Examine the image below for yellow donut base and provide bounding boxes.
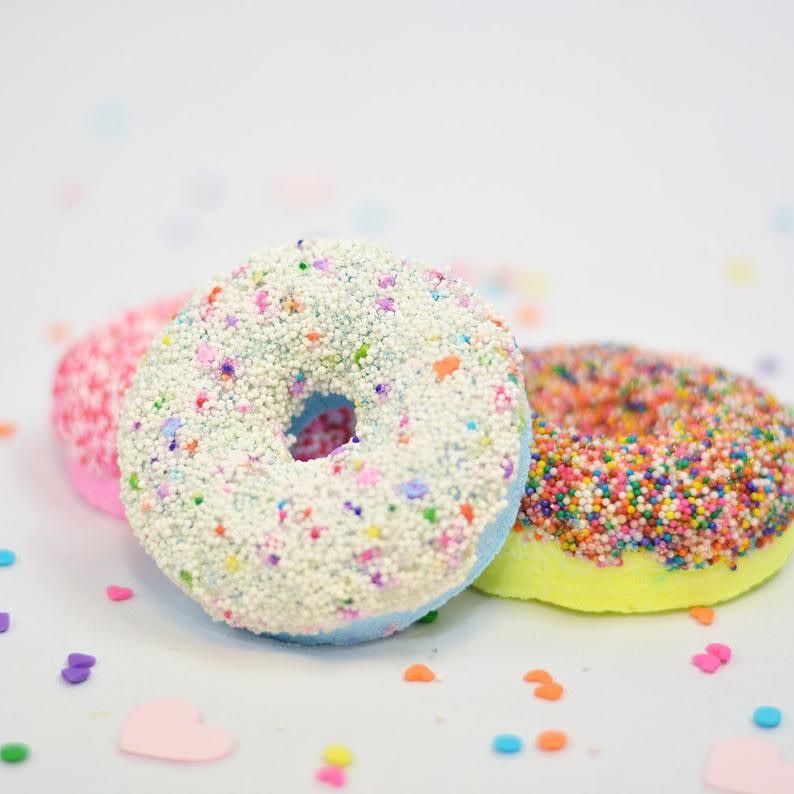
[474,523,794,612]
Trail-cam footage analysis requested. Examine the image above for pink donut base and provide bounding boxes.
[65,457,125,520]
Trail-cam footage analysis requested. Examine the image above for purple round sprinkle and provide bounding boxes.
[67,653,96,669]
[400,479,429,500]
[61,666,91,685]
[0,612,9,633]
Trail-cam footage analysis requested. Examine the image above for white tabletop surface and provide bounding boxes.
[1,3,793,793]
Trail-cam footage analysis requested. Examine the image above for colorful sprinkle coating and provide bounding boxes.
[518,345,794,570]
[117,240,527,639]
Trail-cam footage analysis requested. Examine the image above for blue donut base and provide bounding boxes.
[268,391,533,646]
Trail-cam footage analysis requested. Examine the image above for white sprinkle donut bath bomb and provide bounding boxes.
[117,240,532,644]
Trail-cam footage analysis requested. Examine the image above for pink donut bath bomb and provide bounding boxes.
[52,297,358,518]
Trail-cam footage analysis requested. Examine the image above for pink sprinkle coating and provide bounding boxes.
[52,296,188,478]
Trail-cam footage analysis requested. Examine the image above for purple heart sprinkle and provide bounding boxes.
[61,666,91,685]
[0,612,9,633]
[67,653,96,669]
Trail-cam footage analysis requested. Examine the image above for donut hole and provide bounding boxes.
[288,392,357,461]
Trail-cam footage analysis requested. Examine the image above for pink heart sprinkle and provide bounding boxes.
[706,642,732,664]
[316,766,347,788]
[693,653,721,674]
[119,699,235,762]
[107,585,134,602]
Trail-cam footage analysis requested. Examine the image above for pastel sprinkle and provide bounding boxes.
[67,653,96,668]
[692,653,721,674]
[432,355,460,381]
[0,422,17,439]
[417,610,438,624]
[322,744,353,767]
[492,734,523,754]
[534,682,564,701]
[315,766,346,788]
[61,666,91,685]
[106,585,134,601]
[537,730,568,752]
[0,549,16,567]
[753,706,782,729]
[0,743,29,763]
[404,663,435,682]
[0,612,9,633]
[523,669,553,684]
[705,642,731,664]
[689,607,714,626]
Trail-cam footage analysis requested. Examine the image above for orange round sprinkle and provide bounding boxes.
[432,355,460,381]
[537,730,567,751]
[523,669,553,684]
[403,663,435,682]
[214,525,226,536]
[0,422,17,439]
[306,331,320,342]
[460,503,474,523]
[534,682,564,701]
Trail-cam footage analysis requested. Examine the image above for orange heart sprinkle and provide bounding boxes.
[690,607,714,625]
[537,730,568,751]
[523,669,553,685]
[432,355,460,381]
[403,663,435,683]
[534,682,564,701]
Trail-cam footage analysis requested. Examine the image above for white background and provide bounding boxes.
[1,2,793,793]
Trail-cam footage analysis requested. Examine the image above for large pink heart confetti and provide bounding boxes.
[703,737,794,794]
[119,700,235,762]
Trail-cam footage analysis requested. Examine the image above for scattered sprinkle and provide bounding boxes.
[0,423,16,439]
[753,706,782,729]
[61,666,91,685]
[537,730,568,752]
[315,765,347,788]
[692,653,721,674]
[404,663,436,683]
[0,613,8,633]
[106,585,134,602]
[0,549,16,567]
[705,643,731,664]
[492,734,523,754]
[689,607,714,626]
[534,682,564,701]
[67,653,96,669]
[0,743,29,764]
[45,322,71,343]
[417,610,438,624]
[322,745,353,767]
[523,669,553,684]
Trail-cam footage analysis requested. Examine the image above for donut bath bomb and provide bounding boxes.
[52,297,187,518]
[117,240,532,644]
[476,344,794,612]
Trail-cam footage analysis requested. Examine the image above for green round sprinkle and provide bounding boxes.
[179,569,193,588]
[418,610,438,624]
[422,507,438,523]
[353,343,369,365]
[194,495,204,505]
[1,743,29,763]
[298,261,309,271]
[128,473,140,490]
